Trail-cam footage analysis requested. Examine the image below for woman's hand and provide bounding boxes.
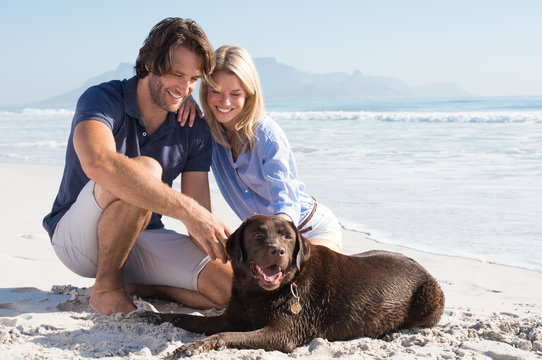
[178,95,203,127]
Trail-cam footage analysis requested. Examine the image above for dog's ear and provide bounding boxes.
[226,220,247,265]
[293,224,310,270]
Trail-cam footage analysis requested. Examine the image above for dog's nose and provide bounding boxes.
[270,245,286,257]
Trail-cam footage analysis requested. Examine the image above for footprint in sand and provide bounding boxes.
[0,317,18,326]
[21,233,48,241]
[0,303,23,311]
[10,287,42,293]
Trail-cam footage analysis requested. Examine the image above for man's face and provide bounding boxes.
[147,46,203,113]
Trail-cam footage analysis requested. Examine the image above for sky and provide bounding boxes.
[1,0,541,107]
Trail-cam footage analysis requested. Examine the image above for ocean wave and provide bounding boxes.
[0,140,66,148]
[0,108,74,119]
[1,108,540,124]
[270,110,542,124]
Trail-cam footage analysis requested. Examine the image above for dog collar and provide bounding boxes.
[290,282,302,314]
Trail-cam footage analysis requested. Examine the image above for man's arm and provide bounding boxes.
[181,171,229,261]
[73,120,229,261]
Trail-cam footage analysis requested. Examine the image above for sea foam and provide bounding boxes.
[270,110,542,123]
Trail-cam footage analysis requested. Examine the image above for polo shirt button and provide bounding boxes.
[142,132,147,136]
[244,189,249,193]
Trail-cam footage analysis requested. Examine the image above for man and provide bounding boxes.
[43,18,232,316]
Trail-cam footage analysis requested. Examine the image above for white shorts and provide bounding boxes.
[51,181,209,291]
[299,201,343,249]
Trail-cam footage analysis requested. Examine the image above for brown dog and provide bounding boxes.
[136,215,444,356]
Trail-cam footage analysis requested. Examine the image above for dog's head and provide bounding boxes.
[226,215,310,291]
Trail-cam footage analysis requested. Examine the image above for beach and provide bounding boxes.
[1,162,542,359]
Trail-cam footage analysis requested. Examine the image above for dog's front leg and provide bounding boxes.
[175,326,300,356]
[133,311,231,335]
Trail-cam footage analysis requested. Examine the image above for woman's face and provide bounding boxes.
[207,71,247,131]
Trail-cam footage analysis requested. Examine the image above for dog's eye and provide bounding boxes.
[253,231,264,239]
[284,234,293,240]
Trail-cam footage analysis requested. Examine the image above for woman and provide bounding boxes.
[200,45,342,251]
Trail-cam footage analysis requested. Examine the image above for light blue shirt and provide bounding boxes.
[211,115,314,226]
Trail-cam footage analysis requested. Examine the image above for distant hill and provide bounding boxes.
[255,58,469,100]
[27,63,136,109]
[25,58,470,109]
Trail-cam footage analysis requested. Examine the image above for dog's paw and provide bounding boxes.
[130,310,167,325]
[173,335,225,357]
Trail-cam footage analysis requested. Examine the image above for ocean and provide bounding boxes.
[1,96,541,273]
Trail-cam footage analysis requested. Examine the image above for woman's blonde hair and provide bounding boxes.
[200,45,264,154]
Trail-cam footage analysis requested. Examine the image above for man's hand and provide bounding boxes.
[178,95,203,127]
[184,199,231,263]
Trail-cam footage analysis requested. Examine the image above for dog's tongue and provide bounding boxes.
[262,265,282,281]
[251,263,284,287]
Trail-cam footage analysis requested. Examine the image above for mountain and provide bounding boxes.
[27,63,136,109]
[255,58,469,100]
[25,59,470,109]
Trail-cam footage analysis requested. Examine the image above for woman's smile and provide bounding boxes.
[207,71,247,129]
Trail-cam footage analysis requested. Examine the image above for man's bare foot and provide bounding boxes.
[89,285,136,315]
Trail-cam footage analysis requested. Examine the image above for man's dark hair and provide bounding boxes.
[135,17,215,80]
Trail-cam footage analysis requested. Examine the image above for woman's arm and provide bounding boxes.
[177,95,203,127]
[260,131,302,225]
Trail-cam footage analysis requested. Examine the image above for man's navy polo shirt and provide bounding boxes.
[43,76,212,239]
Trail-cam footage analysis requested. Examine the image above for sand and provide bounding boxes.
[1,163,541,359]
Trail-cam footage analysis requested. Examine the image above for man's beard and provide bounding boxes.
[148,73,182,113]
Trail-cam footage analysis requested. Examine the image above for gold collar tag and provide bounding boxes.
[290,282,302,315]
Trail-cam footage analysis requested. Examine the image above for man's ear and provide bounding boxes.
[226,220,247,265]
[293,225,310,270]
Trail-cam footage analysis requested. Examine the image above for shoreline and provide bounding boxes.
[2,162,542,359]
[344,225,542,276]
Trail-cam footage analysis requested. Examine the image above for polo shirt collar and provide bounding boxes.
[124,76,145,127]
[123,75,180,131]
